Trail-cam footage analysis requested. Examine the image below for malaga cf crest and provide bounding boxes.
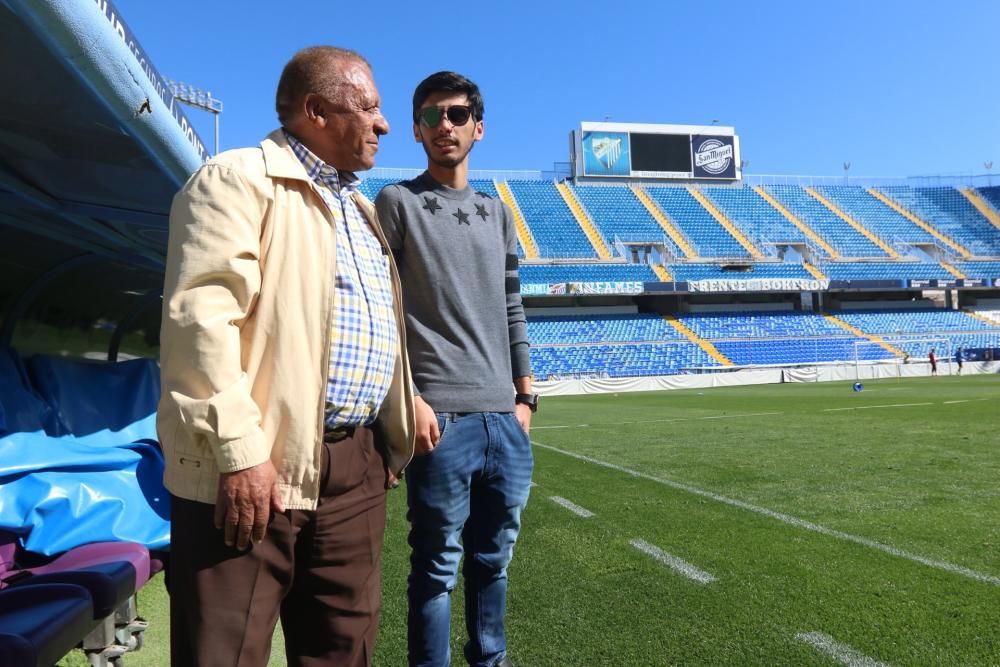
[592,136,623,170]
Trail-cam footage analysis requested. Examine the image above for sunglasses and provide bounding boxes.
[417,105,473,128]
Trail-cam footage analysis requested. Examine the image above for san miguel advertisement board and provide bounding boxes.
[573,122,740,181]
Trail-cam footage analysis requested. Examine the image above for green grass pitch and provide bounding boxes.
[61,375,999,666]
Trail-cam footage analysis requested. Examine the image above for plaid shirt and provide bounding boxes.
[285,131,398,428]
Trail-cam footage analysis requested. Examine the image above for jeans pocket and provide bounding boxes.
[433,413,451,449]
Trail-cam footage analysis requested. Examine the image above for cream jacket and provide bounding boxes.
[157,129,415,510]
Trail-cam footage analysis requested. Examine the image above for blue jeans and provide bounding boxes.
[405,412,534,667]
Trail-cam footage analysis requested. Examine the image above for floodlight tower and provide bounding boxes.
[167,79,224,156]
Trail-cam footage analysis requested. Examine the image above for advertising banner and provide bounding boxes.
[691,135,736,179]
[687,278,830,293]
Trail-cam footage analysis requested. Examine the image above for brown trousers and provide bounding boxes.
[168,427,387,667]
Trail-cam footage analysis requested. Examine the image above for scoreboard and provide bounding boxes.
[571,122,741,181]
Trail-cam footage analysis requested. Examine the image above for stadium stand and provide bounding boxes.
[835,308,1000,358]
[701,185,820,256]
[528,313,685,344]
[834,308,996,335]
[763,186,889,257]
[977,186,1000,214]
[530,341,723,378]
[878,186,1000,256]
[816,261,953,281]
[519,263,658,284]
[814,186,937,249]
[955,261,1000,279]
[570,184,685,256]
[644,186,750,257]
[508,180,597,258]
[357,176,399,201]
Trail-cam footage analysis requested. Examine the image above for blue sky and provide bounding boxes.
[114,0,999,178]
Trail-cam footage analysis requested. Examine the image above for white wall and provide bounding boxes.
[535,361,999,396]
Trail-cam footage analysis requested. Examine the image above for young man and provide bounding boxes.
[956,346,964,374]
[375,72,534,667]
[160,47,415,666]
[929,348,938,376]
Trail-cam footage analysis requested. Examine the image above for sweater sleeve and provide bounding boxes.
[502,202,532,379]
[374,185,404,252]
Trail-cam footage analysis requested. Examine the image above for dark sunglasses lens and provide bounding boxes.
[420,107,444,127]
[446,107,471,126]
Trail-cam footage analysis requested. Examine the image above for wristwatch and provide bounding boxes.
[514,393,539,413]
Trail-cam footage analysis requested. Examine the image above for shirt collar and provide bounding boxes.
[282,129,359,195]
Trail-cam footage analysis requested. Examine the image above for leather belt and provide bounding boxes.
[323,426,356,443]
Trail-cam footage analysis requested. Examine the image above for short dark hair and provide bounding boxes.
[412,71,484,124]
[276,46,369,126]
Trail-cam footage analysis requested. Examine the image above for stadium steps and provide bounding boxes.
[805,187,899,258]
[939,262,965,279]
[803,262,827,280]
[496,181,539,259]
[630,186,698,258]
[822,314,905,357]
[555,181,612,259]
[867,188,971,258]
[688,187,763,259]
[752,186,840,259]
[652,264,672,281]
[959,187,1000,233]
[662,314,733,366]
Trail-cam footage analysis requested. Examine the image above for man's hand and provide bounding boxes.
[413,395,440,456]
[214,460,285,550]
[515,403,532,435]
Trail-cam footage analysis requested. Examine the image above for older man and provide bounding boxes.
[158,46,414,667]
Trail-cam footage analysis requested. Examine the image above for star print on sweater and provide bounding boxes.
[474,203,489,221]
[422,196,441,214]
[453,208,470,225]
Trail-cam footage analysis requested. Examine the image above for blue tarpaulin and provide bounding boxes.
[0,351,170,555]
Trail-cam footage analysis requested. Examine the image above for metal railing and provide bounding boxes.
[364,168,1000,189]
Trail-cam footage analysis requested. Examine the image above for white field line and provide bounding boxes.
[532,441,1000,587]
[532,411,784,430]
[549,496,595,518]
[629,539,716,584]
[824,402,932,412]
[534,398,994,430]
[795,632,889,667]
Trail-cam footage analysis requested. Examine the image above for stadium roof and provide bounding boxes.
[0,0,207,348]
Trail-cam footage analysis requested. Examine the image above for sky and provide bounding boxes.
[113,0,1000,178]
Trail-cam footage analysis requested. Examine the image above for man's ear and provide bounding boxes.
[413,123,422,143]
[304,93,327,128]
[474,120,485,142]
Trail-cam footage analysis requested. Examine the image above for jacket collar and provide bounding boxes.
[260,128,378,223]
[261,128,314,182]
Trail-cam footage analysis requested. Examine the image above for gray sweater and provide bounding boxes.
[375,172,531,413]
